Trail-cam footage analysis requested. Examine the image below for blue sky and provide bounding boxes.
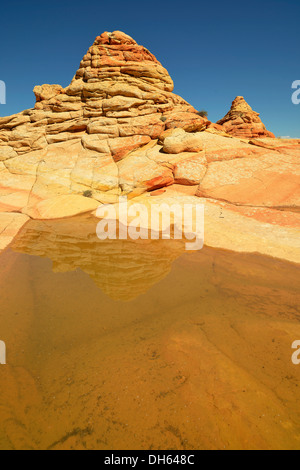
[0,0,299,137]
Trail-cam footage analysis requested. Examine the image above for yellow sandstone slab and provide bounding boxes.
[23,195,100,220]
[0,212,30,251]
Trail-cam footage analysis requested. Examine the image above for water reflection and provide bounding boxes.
[0,216,299,450]
[11,214,187,301]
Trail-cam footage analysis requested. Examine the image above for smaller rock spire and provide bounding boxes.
[217,96,275,139]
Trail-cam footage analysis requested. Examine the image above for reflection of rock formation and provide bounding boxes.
[2,219,300,450]
[11,215,186,301]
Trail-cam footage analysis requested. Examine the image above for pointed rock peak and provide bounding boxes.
[217,96,275,139]
[73,30,173,92]
[95,31,138,46]
[230,96,255,113]
[0,30,210,215]
[31,30,206,136]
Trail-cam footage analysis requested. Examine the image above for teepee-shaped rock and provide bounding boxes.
[217,96,275,139]
[0,31,209,218]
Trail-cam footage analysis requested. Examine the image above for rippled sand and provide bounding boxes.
[0,215,299,450]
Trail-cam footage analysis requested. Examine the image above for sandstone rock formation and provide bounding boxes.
[0,30,208,218]
[0,31,299,263]
[217,96,275,139]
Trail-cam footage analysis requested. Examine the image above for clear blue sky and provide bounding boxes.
[0,0,299,137]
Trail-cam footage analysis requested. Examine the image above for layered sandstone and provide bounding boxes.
[0,31,299,262]
[0,30,209,219]
[217,96,275,139]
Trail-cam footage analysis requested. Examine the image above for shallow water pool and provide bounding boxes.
[0,215,299,450]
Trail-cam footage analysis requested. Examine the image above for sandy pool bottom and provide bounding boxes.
[0,216,299,450]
